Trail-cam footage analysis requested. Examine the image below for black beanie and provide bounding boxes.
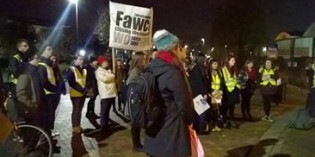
[89,56,97,63]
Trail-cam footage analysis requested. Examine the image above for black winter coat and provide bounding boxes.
[143,58,194,157]
[16,64,46,115]
[188,63,211,98]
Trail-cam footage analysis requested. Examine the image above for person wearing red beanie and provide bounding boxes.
[95,56,117,130]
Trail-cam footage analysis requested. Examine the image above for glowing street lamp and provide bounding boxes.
[185,45,188,49]
[79,49,86,56]
[68,0,78,4]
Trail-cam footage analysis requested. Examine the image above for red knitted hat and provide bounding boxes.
[97,56,107,65]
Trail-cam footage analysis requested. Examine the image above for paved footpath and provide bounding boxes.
[52,85,311,157]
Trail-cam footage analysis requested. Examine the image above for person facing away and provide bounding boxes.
[144,29,194,157]
[115,59,127,112]
[9,38,30,85]
[85,56,100,119]
[66,55,88,134]
[95,56,117,130]
[259,59,278,122]
[126,51,147,152]
[16,51,46,127]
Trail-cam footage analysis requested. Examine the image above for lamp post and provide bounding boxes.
[69,0,79,52]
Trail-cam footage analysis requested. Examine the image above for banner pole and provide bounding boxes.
[112,48,116,73]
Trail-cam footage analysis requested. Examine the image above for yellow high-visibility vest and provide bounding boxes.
[69,66,87,97]
[222,66,240,92]
[211,73,221,91]
[10,54,23,84]
[260,69,276,86]
[38,62,56,95]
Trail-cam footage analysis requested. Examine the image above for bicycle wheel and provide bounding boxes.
[13,124,53,157]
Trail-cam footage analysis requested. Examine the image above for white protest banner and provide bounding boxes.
[109,2,153,51]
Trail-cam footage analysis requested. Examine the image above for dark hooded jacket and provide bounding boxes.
[143,51,194,157]
[16,63,46,116]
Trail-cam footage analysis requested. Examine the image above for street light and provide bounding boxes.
[68,0,79,51]
[185,45,188,49]
[79,49,86,56]
[68,0,78,4]
[201,38,205,45]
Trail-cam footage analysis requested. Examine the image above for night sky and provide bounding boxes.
[1,0,315,44]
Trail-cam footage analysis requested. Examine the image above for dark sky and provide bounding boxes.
[1,0,315,44]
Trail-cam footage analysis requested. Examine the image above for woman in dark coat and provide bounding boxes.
[188,55,211,134]
[144,30,194,157]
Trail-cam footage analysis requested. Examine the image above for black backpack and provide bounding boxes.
[127,70,165,137]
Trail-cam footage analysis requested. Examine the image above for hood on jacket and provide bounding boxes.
[146,51,180,77]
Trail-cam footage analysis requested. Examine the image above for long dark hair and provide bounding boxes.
[130,51,145,72]
[209,59,220,74]
[223,55,237,75]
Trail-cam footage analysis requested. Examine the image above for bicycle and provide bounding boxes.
[1,83,53,157]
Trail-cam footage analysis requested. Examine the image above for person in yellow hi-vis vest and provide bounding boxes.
[221,55,240,128]
[208,59,223,132]
[8,39,29,85]
[259,59,279,122]
[66,55,88,134]
[38,46,59,137]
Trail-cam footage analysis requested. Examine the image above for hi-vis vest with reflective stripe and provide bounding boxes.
[211,73,221,91]
[222,66,240,92]
[10,54,23,84]
[69,66,87,97]
[260,69,276,86]
[38,62,56,95]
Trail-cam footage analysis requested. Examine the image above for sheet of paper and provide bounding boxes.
[193,95,210,115]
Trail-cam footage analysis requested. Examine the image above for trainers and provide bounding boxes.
[262,116,273,122]
[51,130,60,137]
[133,144,144,152]
[212,126,222,132]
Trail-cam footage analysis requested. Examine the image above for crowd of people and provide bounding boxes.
[1,28,315,157]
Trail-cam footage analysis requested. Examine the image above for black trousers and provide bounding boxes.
[131,124,142,146]
[221,90,239,122]
[100,98,115,127]
[308,88,315,117]
[262,95,274,117]
[241,89,253,117]
[118,92,124,110]
[47,94,59,131]
[70,97,86,127]
[87,94,97,114]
